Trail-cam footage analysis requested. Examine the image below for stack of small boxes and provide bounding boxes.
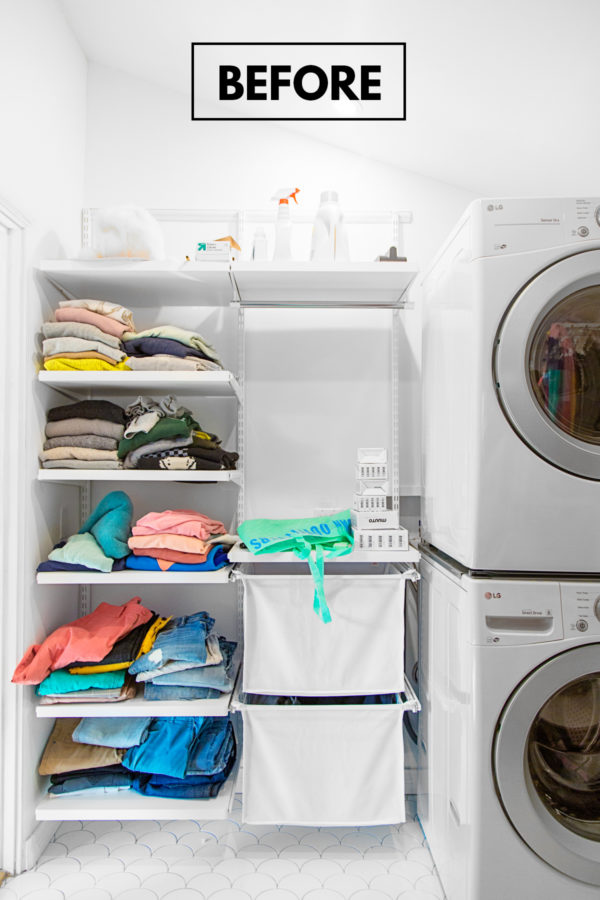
[351,448,409,552]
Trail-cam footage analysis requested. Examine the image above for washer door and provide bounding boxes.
[495,249,600,479]
[494,644,600,885]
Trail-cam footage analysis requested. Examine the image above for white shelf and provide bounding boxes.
[38,469,241,484]
[228,544,420,564]
[37,260,235,306]
[230,261,417,307]
[35,770,237,821]
[35,687,234,719]
[38,370,242,400]
[36,566,234,585]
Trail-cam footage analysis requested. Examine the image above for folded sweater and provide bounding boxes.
[122,336,214,361]
[128,533,212,555]
[47,400,126,425]
[44,350,123,366]
[127,355,222,372]
[132,510,227,540]
[117,415,197,459]
[40,447,119,462]
[42,337,125,363]
[42,320,123,350]
[46,418,124,440]
[43,435,118,451]
[121,325,221,363]
[55,307,129,338]
[59,298,136,330]
[44,358,131,372]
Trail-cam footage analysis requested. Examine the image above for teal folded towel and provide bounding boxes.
[36,668,125,696]
[48,532,113,573]
[78,490,133,559]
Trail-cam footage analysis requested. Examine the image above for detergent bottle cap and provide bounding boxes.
[272,187,300,206]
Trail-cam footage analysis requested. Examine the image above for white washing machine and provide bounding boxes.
[421,197,600,572]
[418,547,600,900]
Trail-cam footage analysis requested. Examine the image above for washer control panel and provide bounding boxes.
[560,584,600,636]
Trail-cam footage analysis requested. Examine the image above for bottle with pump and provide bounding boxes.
[310,190,350,262]
[271,188,300,261]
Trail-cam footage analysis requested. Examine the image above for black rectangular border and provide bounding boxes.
[191,42,406,121]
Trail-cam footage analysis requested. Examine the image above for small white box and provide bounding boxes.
[355,527,409,551]
[194,241,231,261]
[351,508,400,529]
[357,447,387,464]
[356,479,390,495]
[352,493,390,511]
[355,462,388,481]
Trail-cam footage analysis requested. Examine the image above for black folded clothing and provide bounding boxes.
[47,400,126,425]
[67,613,160,671]
[49,764,133,795]
[135,446,239,470]
[122,336,214,362]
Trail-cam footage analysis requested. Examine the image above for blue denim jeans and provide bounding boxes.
[122,716,204,778]
[148,640,237,690]
[129,612,214,675]
[187,719,234,776]
[72,717,152,749]
[49,764,133,794]
[132,733,236,798]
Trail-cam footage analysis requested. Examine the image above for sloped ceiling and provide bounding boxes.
[59,0,600,195]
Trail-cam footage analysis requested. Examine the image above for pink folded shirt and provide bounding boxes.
[55,307,129,339]
[128,533,212,554]
[12,597,152,684]
[132,509,226,541]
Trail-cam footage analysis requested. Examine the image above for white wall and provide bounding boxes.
[83,63,475,529]
[0,0,87,870]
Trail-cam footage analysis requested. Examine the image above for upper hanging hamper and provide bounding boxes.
[238,562,413,696]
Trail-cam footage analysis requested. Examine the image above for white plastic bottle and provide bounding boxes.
[271,188,300,261]
[310,190,350,262]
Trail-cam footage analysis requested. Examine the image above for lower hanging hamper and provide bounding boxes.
[234,686,420,826]
[238,563,416,696]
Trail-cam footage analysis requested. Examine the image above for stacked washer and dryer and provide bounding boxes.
[419,198,600,900]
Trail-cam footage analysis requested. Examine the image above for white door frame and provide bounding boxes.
[0,198,28,874]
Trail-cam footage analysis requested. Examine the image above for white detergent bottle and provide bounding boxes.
[310,190,350,262]
[271,187,300,260]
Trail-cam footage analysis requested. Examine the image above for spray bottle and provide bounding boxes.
[310,190,350,262]
[271,188,300,261]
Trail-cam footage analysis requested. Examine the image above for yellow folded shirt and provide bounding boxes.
[43,358,131,372]
[68,615,171,674]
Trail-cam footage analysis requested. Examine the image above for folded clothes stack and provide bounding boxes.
[41,299,135,371]
[37,490,133,574]
[40,400,126,469]
[125,508,237,572]
[117,395,237,471]
[40,715,236,800]
[121,324,223,372]
[127,611,238,700]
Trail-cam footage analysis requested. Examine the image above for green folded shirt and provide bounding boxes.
[117,414,198,459]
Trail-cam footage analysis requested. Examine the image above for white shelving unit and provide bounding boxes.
[228,543,420,565]
[38,469,241,484]
[35,767,239,821]
[36,567,234,585]
[37,259,234,306]
[32,208,418,827]
[38,370,242,400]
[231,261,417,307]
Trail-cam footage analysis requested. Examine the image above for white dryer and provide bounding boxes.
[418,547,600,900]
[422,197,600,572]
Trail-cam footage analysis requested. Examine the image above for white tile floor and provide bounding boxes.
[1,796,445,899]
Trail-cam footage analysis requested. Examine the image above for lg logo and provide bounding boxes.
[485,591,502,599]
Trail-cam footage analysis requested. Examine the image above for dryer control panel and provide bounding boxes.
[560,583,600,637]
[471,197,600,258]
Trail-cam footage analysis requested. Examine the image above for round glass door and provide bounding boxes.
[494,643,600,885]
[495,249,600,479]
[528,671,600,842]
[529,289,600,446]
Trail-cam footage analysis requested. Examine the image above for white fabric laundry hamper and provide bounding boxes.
[234,692,419,826]
[238,563,412,696]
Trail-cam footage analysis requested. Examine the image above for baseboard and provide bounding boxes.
[24,821,57,870]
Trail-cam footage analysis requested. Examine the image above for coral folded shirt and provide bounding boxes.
[12,597,152,684]
[132,548,209,565]
[128,533,211,555]
[132,510,226,541]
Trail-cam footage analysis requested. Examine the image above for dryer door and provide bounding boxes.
[495,248,600,479]
[494,643,600,885]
